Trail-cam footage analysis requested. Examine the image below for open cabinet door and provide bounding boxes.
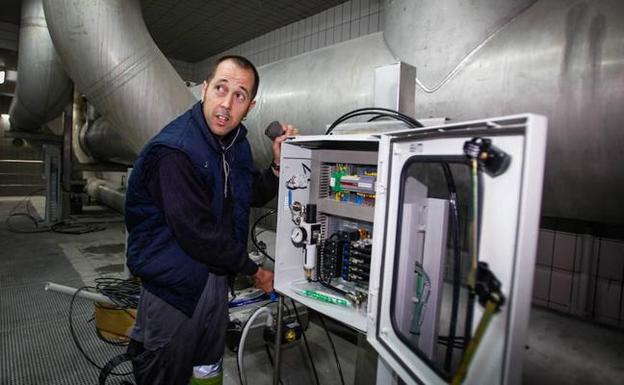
[367,114,547,385]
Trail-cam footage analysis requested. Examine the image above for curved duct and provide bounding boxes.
[383,0,624,223]
[8,0,72,132]
[79,118,136,165]
[42,0,196,157]
[246,33,396,167]
[85,178,125,214]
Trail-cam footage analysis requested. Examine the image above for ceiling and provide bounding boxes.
[2,1,348,63]
[141,0,349,62]
[0,0,347,113]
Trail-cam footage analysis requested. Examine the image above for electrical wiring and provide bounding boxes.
[468,159,479,290]
[237,304,275,385]
[263,343,284,385]
[460,159,482,366]
[94,278,140,310]
[290,298,320,385]
[4,188,49,233]
[5,212,51,233]
[51,221,107,234]
[317,313,346,385]
[410,263,431,339]
[251,209,277,262]
[4,188,107,234]
[441,163,463,369]
[366,112,420,127]
[69,286,133,376]
[249,210,344,384]
[325,107,423,135]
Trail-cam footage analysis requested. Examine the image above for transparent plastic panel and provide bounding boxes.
[390,158,474,380]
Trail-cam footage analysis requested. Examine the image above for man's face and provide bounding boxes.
[202,60,256,138]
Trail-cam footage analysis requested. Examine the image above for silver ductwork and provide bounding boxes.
[40,0,623,223]
[42,0,196,157]
[8,0,72,132]
[382,0,624,223]
[79,118,136,165]
[246,33,396,167]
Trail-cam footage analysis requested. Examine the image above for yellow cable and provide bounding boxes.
[451,299,498,385]
[467,159,479,290]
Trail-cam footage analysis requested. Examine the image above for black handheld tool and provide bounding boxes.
[264,120,284,140]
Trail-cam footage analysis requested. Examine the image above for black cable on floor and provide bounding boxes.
[317,313,346,385]
[69,287,133,377]
[264,343,284,385]
[290,298,320,385]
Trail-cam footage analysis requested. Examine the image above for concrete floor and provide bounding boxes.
[1,196,623,384]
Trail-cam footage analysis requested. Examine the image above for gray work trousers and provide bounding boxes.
[128,273,229,385]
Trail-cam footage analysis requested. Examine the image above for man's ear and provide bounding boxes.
[248,99,256,112]
[201,80,208,102]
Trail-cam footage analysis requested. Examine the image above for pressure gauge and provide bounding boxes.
[290,226,306,246]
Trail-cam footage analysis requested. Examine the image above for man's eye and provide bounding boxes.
[215,85,225,93]
[235,92,247,102]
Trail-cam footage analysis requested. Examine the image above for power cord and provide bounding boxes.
[4,188,49,233]
[4,188,109,234]
[441,162,463,369]
[69,286,134,376]
[290,298,320,385]
[325,107,423,135]
[251,209,277,262]
[317,313,346,385]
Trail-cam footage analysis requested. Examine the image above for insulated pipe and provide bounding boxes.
[383,0,624,223]
[246,33,396,168]
[42,0,196,156]
[80,118,136,165]
[8,0,72,132]
[86,177,125,214]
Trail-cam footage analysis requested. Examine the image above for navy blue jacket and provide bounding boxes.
[125,101,277,316]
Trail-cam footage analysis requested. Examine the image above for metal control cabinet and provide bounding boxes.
[274,114,547,385]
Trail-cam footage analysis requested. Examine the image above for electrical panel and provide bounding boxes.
[274,114,547,385]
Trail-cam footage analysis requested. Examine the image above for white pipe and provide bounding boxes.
[44,281,114,305]
[238,306,273,385]
[85,177,126,214]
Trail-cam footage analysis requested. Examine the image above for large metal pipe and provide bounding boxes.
[383,0,624,223]
[246,33,396,167]
[79,118,136,165]
[42,0,196,156]
[86,177,125,214]
[8,0,72,131]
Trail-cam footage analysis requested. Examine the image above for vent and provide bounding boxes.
[319,163,331,199]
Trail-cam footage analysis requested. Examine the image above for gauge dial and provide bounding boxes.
[290,226,306,245]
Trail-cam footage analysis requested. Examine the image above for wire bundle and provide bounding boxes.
[325,107,423,135]
[94,277,141,310]
[69,281,137,378]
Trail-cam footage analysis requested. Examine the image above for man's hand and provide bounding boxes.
[253,267,274,293]
[272,124,298,174]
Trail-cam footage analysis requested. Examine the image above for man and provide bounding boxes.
[124,55,296,385]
